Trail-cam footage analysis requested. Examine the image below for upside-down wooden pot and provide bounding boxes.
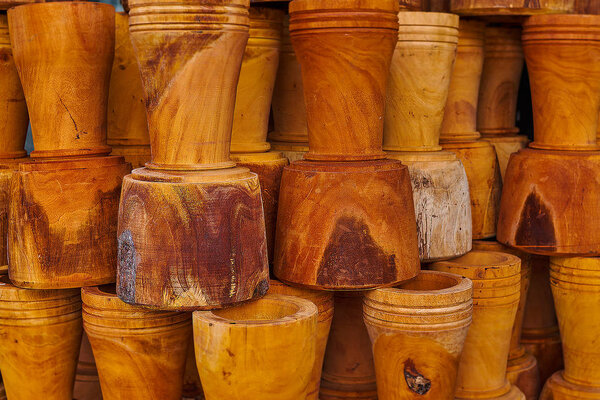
[430,251,525,400]
[450,0,575,16]
[118,0,269,309]
[363,271,473,400]
[0,277,82,400]
[540,257,600,399]
[320,292,378,400]
[193,294,317,400]
[73,333,102,400]
[268,279,334,400]
[274,0,420,290]
[83,285,191,400]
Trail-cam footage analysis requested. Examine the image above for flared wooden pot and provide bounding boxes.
[497,148,600,256]
[451,0,575,15]
[0,277,82,400]
[523,15,600,151]
[430,251,525,400]
[73,333,102,400]
[384,11,459,152]
[268,279,334,400]
[477,26,523,138]
[363,270,473,400]
[440,19,485,144]
[8,2,114,158]
[482,135,529,182]
[107,12,150,169]
[540,257,600,399]
[193,294,317,400]
[320,292,378,400]
[82,285,191,400]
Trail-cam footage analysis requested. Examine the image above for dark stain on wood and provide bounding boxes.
[515,191,557,250]
[404,358,431,395]
[117,229,137,303]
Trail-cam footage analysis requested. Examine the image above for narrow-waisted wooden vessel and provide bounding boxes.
[363,271,473,400]
[73,333,102,400]
[320,292,378,400]
[83,285,191,400]
[0,277,82,400]
[540,257,600,399]
[268,279,334,400]
[451,0,575,16]
[193,294,317,400]
[430,251,525,400]
[483,136,529,182]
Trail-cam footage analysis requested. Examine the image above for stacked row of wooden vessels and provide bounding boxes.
[0,0,597,399]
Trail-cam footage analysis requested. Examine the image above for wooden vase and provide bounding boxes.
[118,0,269,309]
[430,251,525,400]
[273,0,420,290]
[193,294,317,400]
[320,292,378,400]
[483,136,529,182]
[0,277,82,400]
[83,285,191,400]
[73,333,102,400]
[540,257,600,399]
[268,279,334,400]
[451,0,575,15]
[363,270,473,400]
[107,12,151,169]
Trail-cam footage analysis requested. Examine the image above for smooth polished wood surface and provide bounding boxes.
[451,0,575,15]
[482,135,529,181]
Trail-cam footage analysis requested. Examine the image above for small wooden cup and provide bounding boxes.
[451,0,575,16]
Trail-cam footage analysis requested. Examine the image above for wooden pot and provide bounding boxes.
[363,270,473,400]
[268,279,334,400]
[182,336,204,399]
[482,135,529,181]
[451,0,575,15]
[73,333,102,400]
[320,292,378,400]
[442,140,502,239]
[575,0,600,13]
[8,2,114,158]
[83,285,191,400]
[440,19,485,144]
[540,257,600,399]
[477,27,523,138]
[384,11,459,153]
[107,12,151,169]
[497,148,600,256]
[523,15,600,151]
[430,0,450,11]
[193,294,317,400]
[0,0,40,10]
[399,0,427,9]
[0,277,82,400]
[430,251,525,400]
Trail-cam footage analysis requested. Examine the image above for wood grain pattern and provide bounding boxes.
[0,277,82,400]
[482,135,529,181]
[193,294,317,400]
[73,333,102,400]
[451,0,575,15]
[8,2,114,158]
[183,336,204,399]
[363,271,473,400]
[83,285,191,400]
[429,0,449,11]
[575,0,600,13]
[0,0,42,12]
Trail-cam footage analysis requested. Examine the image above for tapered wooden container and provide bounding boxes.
[83,285,191,400]
[363,271,473,400]
[320,292,378,400]
[107,12,151,169]
[540,257,600,399]
[182,337,203,399]
[0,277,82,400]
[73,333,102,400]
[430,251,525,400]
[484,136,529,182]
[118,0,269,309]
[193,294,317,400]
[451,0,575,15]
[575,0,600,13]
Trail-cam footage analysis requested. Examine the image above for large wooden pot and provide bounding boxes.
[430,251,525,400]
[363,270,473,400]
[83,285,191,400]
[193,294,317,400]
[450,0,575,16]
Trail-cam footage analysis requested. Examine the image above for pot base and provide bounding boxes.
[507,351,541,400]
[110,144,151,170]
[457,383,525,400]
[541,371,600,399]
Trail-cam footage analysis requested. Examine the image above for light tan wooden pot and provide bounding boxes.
[482,136,529,182]
[73,333,102,400]
[363,270,473,399]
[430,251,525,400]
[193,294,317,400]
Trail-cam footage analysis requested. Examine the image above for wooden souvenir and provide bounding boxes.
[107,12,151,169]
[83,285,191,400]
[73,333,102,400]
[269,279,334,400]
[320,292,378,400]
[440,20,485,144]
[274,0,420,290]
[0,277,82,400]
[472,240,541,400]
[430,251,525,400]
[118,0,269,309]
[483,136,529,181]
[522,15,600,151]
[363,270,473,400]
[540,257,600,399]
[193,294,317,400]
[451,0,575,16]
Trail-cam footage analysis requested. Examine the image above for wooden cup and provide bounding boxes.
[450,0,575,16]
[363,270,473,400]
[430,251,525,400]
[83,285,191,400]
[73,333,102,400]
[193,294,317,400]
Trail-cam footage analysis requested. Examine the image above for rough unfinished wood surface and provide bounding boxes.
[451,0,575,15]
